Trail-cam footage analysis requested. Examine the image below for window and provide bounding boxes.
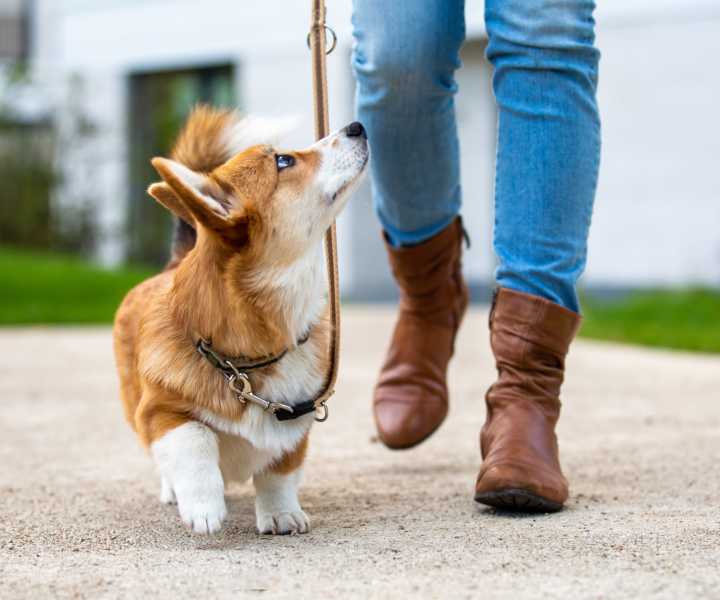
[0,0,29,61]
[127,64,235,265]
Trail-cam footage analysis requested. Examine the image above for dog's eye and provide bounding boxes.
[276,154,295,171]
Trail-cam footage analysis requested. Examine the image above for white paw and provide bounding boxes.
[256,510,310,535]
[151,422,226,534]
[176,489,227,534]
[159,478,176,504]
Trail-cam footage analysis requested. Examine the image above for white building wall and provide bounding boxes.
[31,0,720,294]
[590,14,720,287]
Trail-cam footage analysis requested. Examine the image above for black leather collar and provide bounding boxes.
[196,330,311,374]
[195,330,323,422]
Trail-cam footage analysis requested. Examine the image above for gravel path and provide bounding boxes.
[1,307,719,599]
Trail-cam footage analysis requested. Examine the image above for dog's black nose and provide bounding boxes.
[345,121,366,139]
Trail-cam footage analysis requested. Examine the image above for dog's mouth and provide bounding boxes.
[329,150,369,205]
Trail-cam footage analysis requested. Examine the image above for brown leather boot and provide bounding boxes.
[474,288,581,512]
[374,217,469,449]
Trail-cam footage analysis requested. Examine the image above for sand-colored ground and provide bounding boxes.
[1,308,719,599]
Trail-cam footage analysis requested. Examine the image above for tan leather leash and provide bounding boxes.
[197,3,340,423]
[307,0,340,422]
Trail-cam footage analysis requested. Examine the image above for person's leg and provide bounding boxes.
[475,0,600,511]
[488,0,600,313]
[352,0,468,449]
[352,0,465,246]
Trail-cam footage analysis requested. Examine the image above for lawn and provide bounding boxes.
[0,247,153,324]
[1,248,719,353]
[580,288,720,354]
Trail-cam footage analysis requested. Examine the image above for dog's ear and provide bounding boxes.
[150,157,240,232]
[147,181,194,226]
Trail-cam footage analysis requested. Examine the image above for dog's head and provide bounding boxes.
[149,121,368,264]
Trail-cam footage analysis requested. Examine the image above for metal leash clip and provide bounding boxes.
[225,360,294,415]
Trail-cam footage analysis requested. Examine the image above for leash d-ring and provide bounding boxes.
[306,25,337,55]
[314,401,329,422]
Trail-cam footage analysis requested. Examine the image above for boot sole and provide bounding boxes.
[474,488,563,513]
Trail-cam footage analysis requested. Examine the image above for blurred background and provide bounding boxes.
[1,0,718,352]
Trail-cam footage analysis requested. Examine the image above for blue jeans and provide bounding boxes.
[352,0,601,312]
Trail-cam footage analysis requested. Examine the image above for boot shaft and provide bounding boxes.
[372,218,470,449]
[487,287,582,414]
[384,218,468,327]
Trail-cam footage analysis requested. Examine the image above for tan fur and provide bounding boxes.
[114,107,326,460]
[113,106,368,534]
[148,182,194,227]
[269,434,309,475]
[172,105,238,172]
[114,246,330,446]
[155,105,258,267]
[114,235,329,443]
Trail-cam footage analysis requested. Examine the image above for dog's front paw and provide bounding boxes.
[176,488,227,534]
[256,510,310,535]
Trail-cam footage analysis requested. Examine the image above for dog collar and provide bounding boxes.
[195,331,328,422]
[196,331,311,373]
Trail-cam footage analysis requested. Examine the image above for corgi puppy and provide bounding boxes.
[113,106,368,534]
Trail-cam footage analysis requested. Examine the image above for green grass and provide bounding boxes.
[580,288,720,353]
[2,248,719,353]
[0,247,153,325]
